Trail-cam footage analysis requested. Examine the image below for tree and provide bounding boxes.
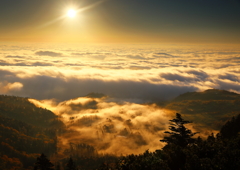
[160,113,198,147]
[34,153,54,170]
[65,157,77,170]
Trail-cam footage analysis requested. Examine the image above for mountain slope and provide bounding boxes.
[0,95,64,169]
[0,95,59,128]
[172,89,240,101]
[162,89,240,130]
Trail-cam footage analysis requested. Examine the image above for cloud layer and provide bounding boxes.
[0,43,239,101]
[0,43,240,154]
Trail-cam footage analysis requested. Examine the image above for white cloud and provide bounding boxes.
[0,82,23,93]
[0,43,239,100]
[35,50,62,57]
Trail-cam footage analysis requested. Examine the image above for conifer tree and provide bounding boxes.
[66,157,77,170]
[34,153,54,170]
[160,113,198,147]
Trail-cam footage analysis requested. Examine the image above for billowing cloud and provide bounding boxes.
[152,52,175,58]
[126,54,146,60]
[160,73,198,82]
[31,62,54,66]
[5,55,26,59]
[0,82,23,94]
[185,70,208,80]
[29,96,174,155]
[35,50,62,57]
[218,73,239,82]
[215,79,240,92]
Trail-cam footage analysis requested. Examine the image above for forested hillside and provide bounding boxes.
[0,95,61,128]
[0,95,64,169]
[161,89,240,130]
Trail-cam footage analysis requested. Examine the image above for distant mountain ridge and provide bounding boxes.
[162,89,240,130]
[172,89,240,101]
[84,92,107,98]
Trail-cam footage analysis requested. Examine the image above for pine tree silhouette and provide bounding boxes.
[34,153,54,170]
[66,157,77,170]
[160,113,198,147]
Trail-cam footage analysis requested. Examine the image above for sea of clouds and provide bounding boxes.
[1,43,240,154]
[1,43,239,101]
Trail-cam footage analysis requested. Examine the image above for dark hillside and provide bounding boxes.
[161,89,240,130]
[172,89,240,101]
[220,114,240,139]
[0,95,57,128]
[0,95,64,169]
[0,114,58,169]
[84,92,106,98]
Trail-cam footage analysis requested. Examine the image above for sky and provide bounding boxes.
[0,0,240,154]
[0,0,240,44]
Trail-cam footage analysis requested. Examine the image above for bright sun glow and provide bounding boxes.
[67,9,76,18]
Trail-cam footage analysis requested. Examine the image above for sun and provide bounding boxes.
[67,9,76,18]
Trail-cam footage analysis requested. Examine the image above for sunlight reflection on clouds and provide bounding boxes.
[0,43,239,100]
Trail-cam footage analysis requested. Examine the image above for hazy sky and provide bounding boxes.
[0,0,240,44]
